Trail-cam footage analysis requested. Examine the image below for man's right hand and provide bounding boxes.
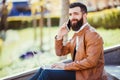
[56,23,69,40]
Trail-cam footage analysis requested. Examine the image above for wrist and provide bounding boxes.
[64,63,68,70]
[55,35,63,40]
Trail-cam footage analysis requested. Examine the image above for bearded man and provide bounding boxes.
[29,2,108,80]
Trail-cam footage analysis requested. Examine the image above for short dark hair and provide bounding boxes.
[69,2,87,13]
[2,0,6,4]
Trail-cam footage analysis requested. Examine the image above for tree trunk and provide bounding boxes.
[59,0,70,60]
[104,0,109,8]
[30,0,37,42]
[39,6,44,52]
[0,0,8,41]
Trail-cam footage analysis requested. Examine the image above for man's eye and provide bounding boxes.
[74,12,79,15]
[69,13,72,16]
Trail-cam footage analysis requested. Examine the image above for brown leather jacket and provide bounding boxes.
[55,24,108,80]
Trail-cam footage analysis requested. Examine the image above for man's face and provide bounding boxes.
[69,7,83,31]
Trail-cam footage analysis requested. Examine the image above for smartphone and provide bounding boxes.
[66,19,71,31]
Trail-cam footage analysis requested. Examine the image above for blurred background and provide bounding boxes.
[0,0,120,79]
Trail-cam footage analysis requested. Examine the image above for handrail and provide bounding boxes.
[1,67,38,80]
[104,44,120,54]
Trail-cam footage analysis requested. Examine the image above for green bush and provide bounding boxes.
[87,8,120,29]
[41,17,60,27]
[7,17,60,29]
[8,21,32,29]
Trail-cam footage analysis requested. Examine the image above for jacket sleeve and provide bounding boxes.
[55,36,71,56]
[64,32,104,70]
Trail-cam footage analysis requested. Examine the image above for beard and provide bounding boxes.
[71,17,83,31]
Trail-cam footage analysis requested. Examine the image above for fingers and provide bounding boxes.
[51,63,57,68]
[60,22,67,29]
[51,63,61,68]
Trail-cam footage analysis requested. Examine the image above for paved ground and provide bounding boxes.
[105,65,120,79]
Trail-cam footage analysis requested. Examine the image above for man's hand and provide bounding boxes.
[56,23,69,40]
[51,63,66,70]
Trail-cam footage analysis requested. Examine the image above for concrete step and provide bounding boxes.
[105,65,120,80]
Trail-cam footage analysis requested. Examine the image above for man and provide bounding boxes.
[29,2,107,80]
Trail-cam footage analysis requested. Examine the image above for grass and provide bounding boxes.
[0,27,120,79]
[0,26,59,78]
[97,28,120,47]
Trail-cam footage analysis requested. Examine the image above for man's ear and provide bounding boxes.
[83,13,87,18]
[83,13,87,20]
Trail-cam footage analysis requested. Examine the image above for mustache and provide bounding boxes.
[71,19,78,22]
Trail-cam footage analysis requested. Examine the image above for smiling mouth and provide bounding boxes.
[72,21,77,24]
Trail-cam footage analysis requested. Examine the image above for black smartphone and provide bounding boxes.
[66,19,71,31]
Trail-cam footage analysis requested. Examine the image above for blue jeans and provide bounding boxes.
[29,68,76,80]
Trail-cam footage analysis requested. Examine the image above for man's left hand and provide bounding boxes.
[51,63,65,70]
